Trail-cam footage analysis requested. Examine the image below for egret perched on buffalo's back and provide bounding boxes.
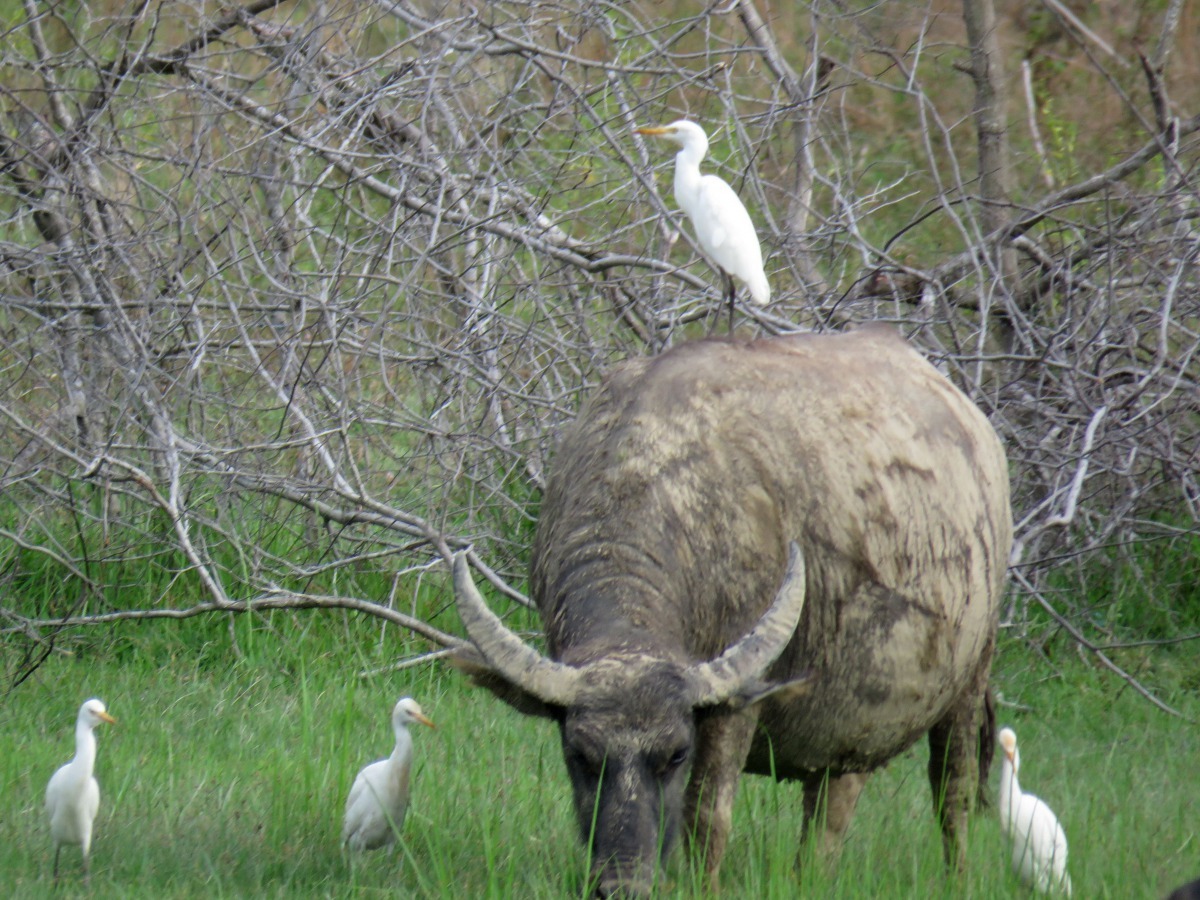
[45,698,116,881]
[635,119,770,329]
[998,726,1072,896]
[342,697,436,852]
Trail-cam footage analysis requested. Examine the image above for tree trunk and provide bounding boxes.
[961,0,1018,348]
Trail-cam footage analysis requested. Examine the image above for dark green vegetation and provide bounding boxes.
[1,1,1198,896]
[2,557,1197,898]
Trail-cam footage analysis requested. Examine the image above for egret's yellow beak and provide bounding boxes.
[635,126,673,137]
[412,711,436,730]
[98,710,116,725]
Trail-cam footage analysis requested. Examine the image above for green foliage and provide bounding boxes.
[1037,531,1200,643]
[1037,96,1081,185]
[1,606,1198,897]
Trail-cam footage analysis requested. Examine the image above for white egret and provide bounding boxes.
[45,697,116,880]
[342,697,436,851]
[635,119,770,328]
[998,727,1072,896]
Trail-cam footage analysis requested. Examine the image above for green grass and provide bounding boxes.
[2,619,1198,898]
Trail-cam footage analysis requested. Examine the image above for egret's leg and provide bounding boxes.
[81,828,93,883]
[725,273,736,332]
[52,844,61,880]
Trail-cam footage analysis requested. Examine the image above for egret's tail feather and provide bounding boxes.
[745,271,770,305]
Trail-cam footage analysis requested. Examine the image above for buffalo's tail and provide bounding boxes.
[975,686,996,809]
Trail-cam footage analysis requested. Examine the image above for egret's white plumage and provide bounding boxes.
[45,698,116,880]
[998,727,1072,896]
[342,697,435,851]
[635,119,770,324]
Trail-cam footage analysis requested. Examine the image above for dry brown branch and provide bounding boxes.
[0,0,1196,697]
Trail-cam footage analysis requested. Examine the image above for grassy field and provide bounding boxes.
[1,612,1197,899]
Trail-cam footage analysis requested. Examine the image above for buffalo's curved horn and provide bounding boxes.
[685,541,807,706]
[452,552,584,707]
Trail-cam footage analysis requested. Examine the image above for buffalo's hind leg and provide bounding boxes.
[927,661,993,870]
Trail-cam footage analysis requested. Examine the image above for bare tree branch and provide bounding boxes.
[1011,570,1190,721]
[0,0,1196,701]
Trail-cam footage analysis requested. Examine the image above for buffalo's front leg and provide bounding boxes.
[683,707,759,889]
[801,770,868,866]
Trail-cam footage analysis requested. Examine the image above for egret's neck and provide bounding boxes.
[998,756,1019,818]
[72,722,98,778]
[390,726,414,764]
[672,144,706,215]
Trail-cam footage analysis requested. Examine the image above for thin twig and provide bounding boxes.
[5,591,467,650]
[1011,570,1190,721]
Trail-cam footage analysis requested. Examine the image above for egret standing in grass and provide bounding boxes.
[342,697,436,852]
[635,119,770,329]
[45,698,116,881]
[998,727,1073,896]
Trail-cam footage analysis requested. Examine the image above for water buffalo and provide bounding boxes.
[453,325,1012,896]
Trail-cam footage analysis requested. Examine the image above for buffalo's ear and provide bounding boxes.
[720,671,816,711]
[449,646,562,719]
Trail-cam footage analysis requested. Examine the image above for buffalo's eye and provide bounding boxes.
[656,746,689,776]
[567,746,604,779]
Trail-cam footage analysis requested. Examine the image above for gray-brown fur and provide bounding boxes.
[454,326,1012,897]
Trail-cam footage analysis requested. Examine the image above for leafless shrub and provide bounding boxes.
[1,1,1196,689]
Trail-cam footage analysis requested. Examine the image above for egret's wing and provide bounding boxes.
[344,770,369,817]
[692,177,746,247]
[343,762,385,847]
[45,764,67,815]
[1045,808,1071,892]
[82,777,100,822]
[1012,793,1070,893]
[693,175,764,280]
[394,755,412,828]
[343,759,404,850]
